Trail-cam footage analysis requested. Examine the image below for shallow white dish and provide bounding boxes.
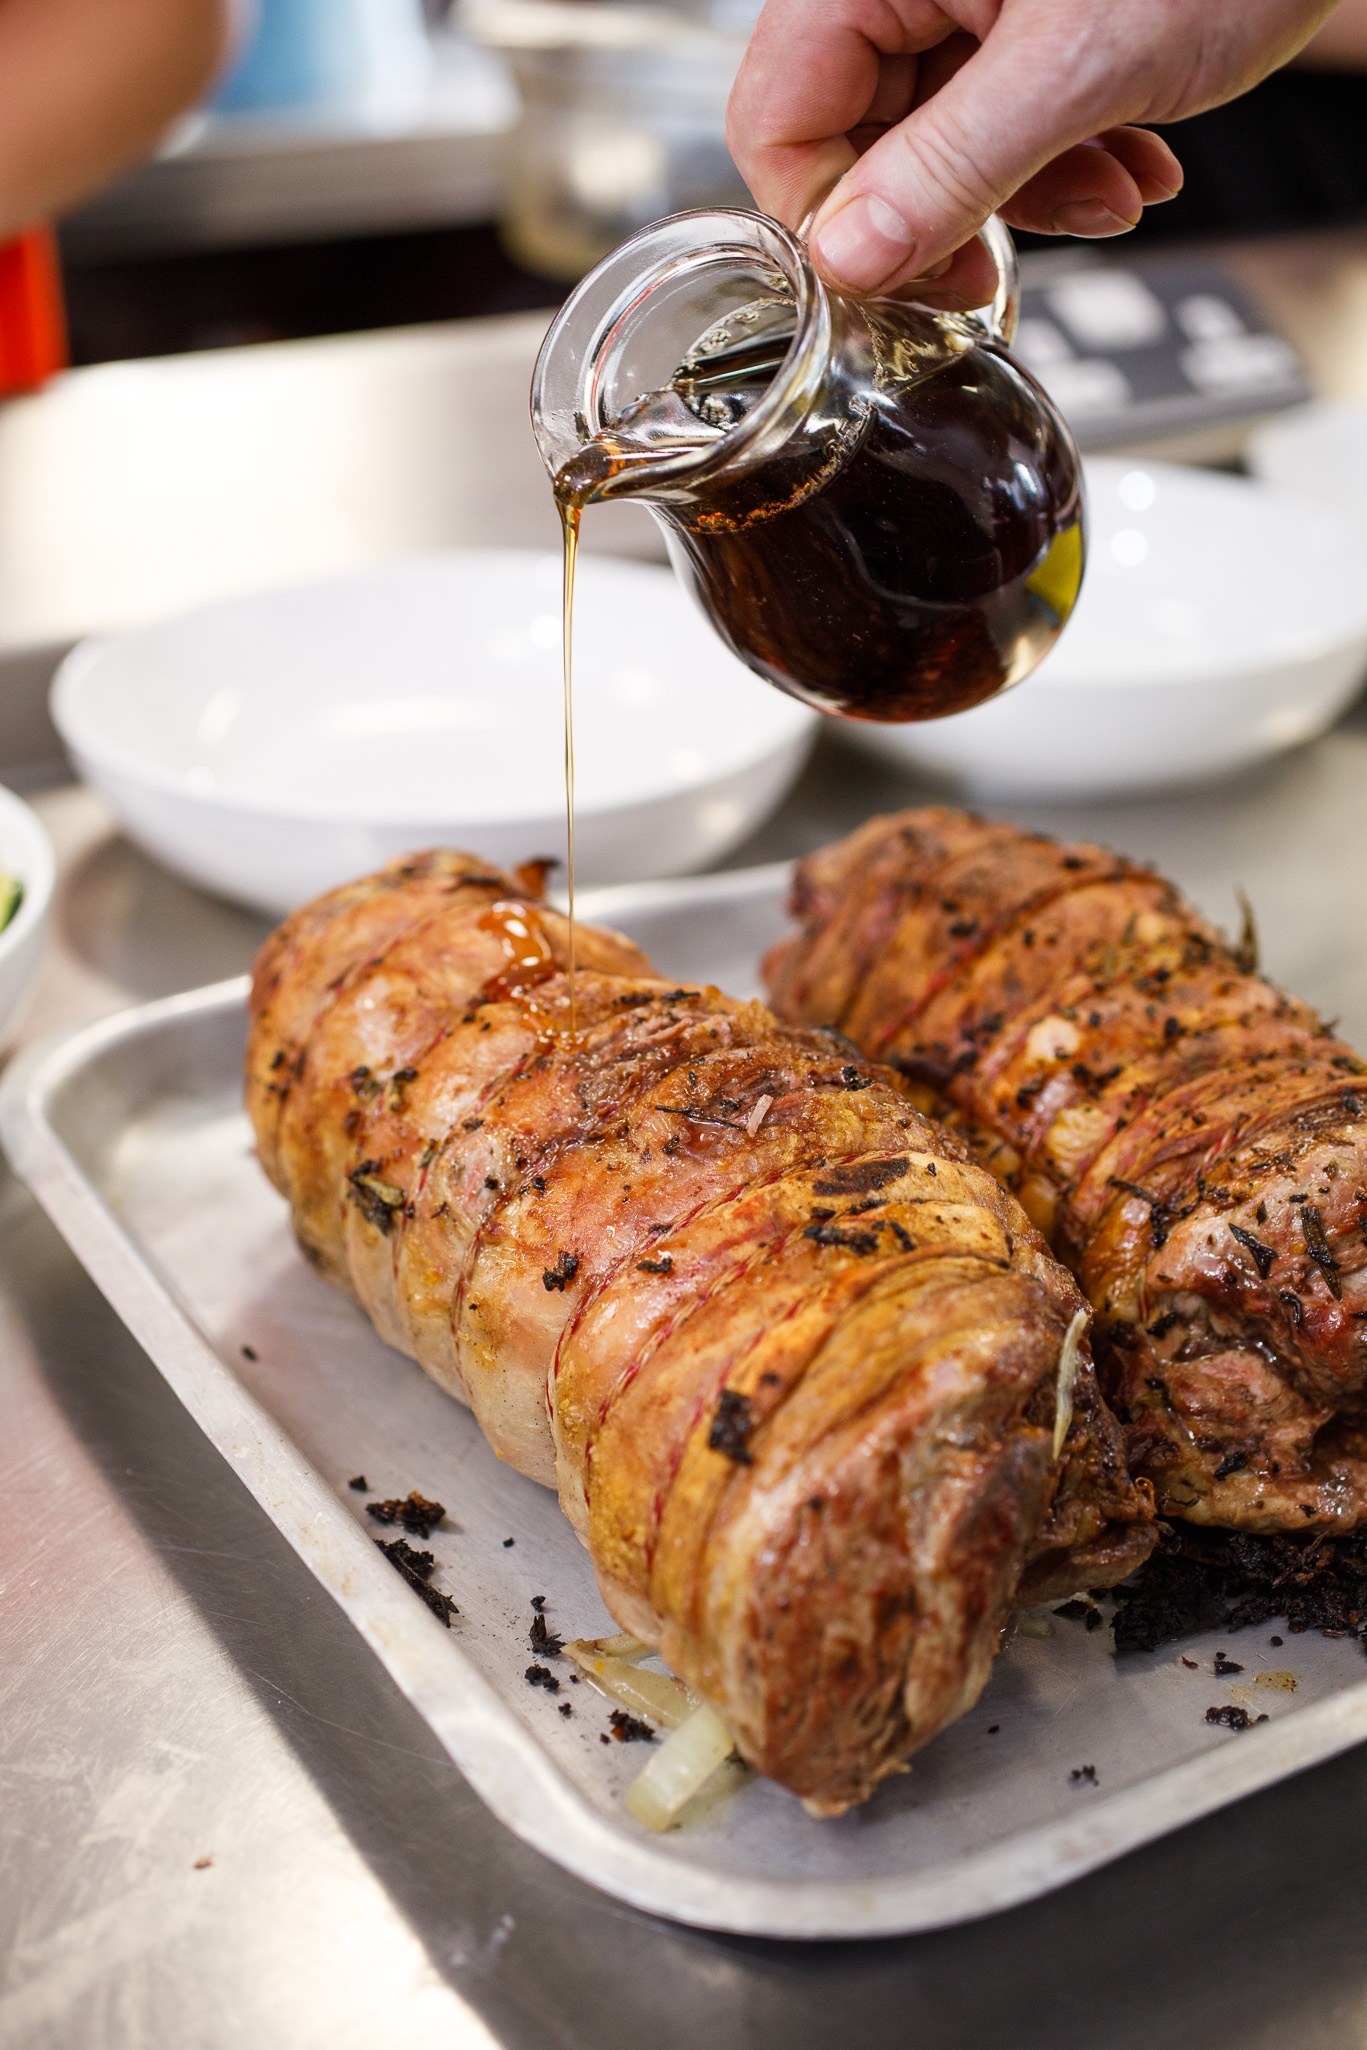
[845,458,1367,800]
[1248,399,1367,536]
[0,782,54,1047]
[50,549,816,916]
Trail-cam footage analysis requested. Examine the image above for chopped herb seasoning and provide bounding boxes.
[542,1250,580,1292]
[608,1709,654,1743]
[1278,1290,1304,1329]
[1148,1311,1180,1339]
[636,1255,673,1275]
[1109,1176,1197,1250]
[803,1220,882,1254]
[839,1065,871,1090]
[366,1490,446,1538]
[525,1664,560,1693]
[347,1162,406,1233]
[503,1537,515,1548]
[1214,1451,1249,1480]
[812,1157,909,1197]
[1300,1204,1343,1299]
[240,1343,258,1361]
[657,1104,745,1130]
[375,1538,458,1625]
[709,1389,755,1465]
[1228,1224,1276,1279]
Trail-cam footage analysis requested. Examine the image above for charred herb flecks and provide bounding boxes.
[1112,1521,1367,1655]
[365,1490,446,1538]
[375,1537,459,1626]
[709,1389,755,1465]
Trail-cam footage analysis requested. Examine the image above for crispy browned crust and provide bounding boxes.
[246,847,1153,1813]
[765,807,1367,1535]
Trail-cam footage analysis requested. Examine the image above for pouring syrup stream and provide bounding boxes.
[559,502,579,1037]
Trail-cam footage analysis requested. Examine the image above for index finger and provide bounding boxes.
[727,0,964,227]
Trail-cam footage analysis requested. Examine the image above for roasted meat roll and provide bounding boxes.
[247,848,1153,1813]
[764,807,1367,1536]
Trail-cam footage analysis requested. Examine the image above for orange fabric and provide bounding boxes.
[0,226,67,393]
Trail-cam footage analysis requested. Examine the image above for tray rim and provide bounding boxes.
[6,962,1367,1939]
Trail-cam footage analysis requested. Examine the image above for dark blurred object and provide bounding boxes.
[0,226,69,390]
[1122,69,1367,245]
[61,220,562,364]
[1013,246,1308,450]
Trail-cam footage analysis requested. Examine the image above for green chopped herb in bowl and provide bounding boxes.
[0,873,20,935]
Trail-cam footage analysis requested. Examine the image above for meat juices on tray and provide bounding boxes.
[246,849,1153,1814]
[764,807,1367,1535]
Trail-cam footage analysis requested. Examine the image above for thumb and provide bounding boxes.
[809,22,1133,294]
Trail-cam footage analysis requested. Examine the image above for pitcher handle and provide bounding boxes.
[975,212,1020,347]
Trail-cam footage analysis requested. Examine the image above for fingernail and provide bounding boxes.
[813,194,917,293]
[1050,199,1135,237]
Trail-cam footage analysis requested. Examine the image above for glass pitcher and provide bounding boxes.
[531,208,1084,722]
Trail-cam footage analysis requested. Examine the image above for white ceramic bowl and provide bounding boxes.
[51,549,816,916]
[0,783,55,1047]
[844,458,1367,800]
[1248,399,1367,536]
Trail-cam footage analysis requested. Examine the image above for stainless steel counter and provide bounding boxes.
[8,226,1367,2047]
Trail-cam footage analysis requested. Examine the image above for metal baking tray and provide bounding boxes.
[5,860,1367,1940]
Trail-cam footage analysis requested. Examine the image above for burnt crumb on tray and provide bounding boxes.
[1069,1764,1098,1786]
[1112,1522,1367,1656]
[365,1490,446,1538]
[526,1663,560,1693]
[602,1709,654,1744]
[529,1611,564,1657]
[1205,1705,1268,1731]
[375,1537,458,1626]
[1212,1651,1243,1675]
[1054,1598,1103,1631]
[348,1474,368,1492]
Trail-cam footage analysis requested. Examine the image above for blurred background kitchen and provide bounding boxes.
[1,0,1367,994]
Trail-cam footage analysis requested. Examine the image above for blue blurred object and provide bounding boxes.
[212,0,432,116]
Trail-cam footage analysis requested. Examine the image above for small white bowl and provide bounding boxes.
[0,783,55,1047]
[50,549,816,916]
[843,458,1367,801]
[1248,399,1367,536]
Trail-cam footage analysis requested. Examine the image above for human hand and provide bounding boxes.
[727,0,1338,305]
